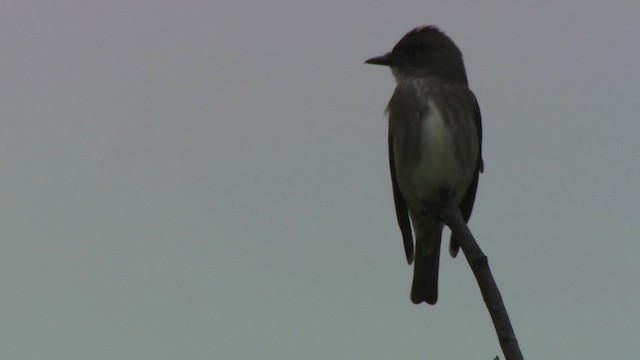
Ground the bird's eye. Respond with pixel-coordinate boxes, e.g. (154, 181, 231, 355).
(404, 46, 416, 58)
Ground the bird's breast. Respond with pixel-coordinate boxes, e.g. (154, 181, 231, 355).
(394, 99, 478, 207)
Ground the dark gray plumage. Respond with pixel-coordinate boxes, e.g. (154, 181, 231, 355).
(366, 26, 483, 304)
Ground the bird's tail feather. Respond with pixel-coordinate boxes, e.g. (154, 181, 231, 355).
(410, 227, 443, 305)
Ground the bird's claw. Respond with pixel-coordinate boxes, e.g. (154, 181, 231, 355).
(421, 188, 457, 222)
(420, 201, 442, 219)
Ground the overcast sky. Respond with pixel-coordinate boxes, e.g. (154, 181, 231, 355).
(1, 1, 639, 359)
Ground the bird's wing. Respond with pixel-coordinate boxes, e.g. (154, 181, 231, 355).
(450, 89, 483, 257)
(388, 131, 415, 264)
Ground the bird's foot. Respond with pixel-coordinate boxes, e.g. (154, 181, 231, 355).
(421, 188, 457, 223)
(420, 201, 442, 219)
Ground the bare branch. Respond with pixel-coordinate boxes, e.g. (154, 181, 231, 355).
(439, 199, 524, 360)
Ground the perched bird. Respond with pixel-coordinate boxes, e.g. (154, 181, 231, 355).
(365, 26, 483, 305)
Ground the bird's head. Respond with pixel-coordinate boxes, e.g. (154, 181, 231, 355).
(365, 26, 468, 85)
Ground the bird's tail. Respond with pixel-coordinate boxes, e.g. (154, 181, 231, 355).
(410, 226, 443, 305)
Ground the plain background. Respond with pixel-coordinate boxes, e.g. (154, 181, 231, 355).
(1, 1, 638, 359)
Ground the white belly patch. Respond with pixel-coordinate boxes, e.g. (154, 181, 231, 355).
(407, 100, 475, 203)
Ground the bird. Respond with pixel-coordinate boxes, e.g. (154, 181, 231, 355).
(365, 26, 483, 305)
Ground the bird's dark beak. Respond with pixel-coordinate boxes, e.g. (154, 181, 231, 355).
(365, 53, 395, 66)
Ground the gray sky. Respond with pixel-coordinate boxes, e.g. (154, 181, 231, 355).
(1, 1, 638, 359)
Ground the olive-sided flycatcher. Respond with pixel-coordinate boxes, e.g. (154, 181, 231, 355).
(365, 26, 483, 305)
